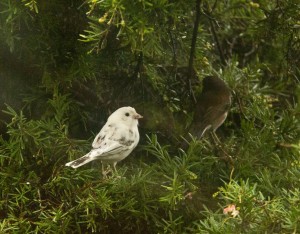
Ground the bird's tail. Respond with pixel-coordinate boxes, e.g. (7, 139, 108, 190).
(65, 152, 95, 168)
(196, 124, 212, 139)
(189, 122, 212, 140)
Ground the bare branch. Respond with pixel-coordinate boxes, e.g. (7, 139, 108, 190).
(187, 0, 202, 104)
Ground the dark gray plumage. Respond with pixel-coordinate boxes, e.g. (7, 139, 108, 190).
(191, 76, 231, 138)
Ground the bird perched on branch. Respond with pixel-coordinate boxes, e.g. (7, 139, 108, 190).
(65, 106, 142, 177)
(191, 76, 231, 138)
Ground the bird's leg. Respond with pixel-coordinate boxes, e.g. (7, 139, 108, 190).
(112, 162, 117, 172)
(112, 162, 122, 179)
(211, 132, 234, 166)
(211, 131, 222, 145)
(101, 163, 107, 179)
(101, 162, 112, 179)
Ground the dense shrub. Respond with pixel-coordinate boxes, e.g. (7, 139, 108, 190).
(0, 0, 299, 233)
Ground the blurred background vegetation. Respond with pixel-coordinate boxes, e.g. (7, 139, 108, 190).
(0, 0, 299, 233)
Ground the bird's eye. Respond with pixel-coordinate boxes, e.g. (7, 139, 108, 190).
(125, 112, 130, 117)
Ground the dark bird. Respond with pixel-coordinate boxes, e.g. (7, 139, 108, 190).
(191, 76, 231, 138)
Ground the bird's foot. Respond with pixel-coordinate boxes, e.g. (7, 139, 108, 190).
(102, 166, 113, 179)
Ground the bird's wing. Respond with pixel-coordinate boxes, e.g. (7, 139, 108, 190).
(90, 123, 137, 158)
(202, 103, 228, 123)
(192, 91, 231, 138)
(196, 103, 230, 137)
(92, 122, 114, 148)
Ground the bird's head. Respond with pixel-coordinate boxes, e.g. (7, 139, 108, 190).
(108, 106, 143, 126)
(203, 76, 227, 90)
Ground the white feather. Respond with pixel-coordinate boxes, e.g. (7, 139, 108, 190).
(65, 107, 142, 172)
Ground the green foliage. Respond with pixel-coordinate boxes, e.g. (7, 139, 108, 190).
(22, 0, 38, 13)
(81, 0, 193, 53)
(0, 110, 201, 232)
(0, 0, 300, 233)
(190, 180, 300, 234)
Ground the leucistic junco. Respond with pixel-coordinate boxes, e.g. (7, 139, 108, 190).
(65, 106, 142, 177)
(191, 76, 231, 138)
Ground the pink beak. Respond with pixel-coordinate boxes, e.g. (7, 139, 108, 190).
(134, 113, 143, 119)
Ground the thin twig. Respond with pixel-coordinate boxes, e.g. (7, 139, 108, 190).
(208, 18, 226, 66)
(203, 2, 226, 66)
(187, 0, 202, 104)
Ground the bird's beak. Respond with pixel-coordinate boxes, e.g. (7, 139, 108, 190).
(134, 113, 143, 119)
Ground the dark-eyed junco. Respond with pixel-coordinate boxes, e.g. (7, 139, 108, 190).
(190, 76, 231, 138)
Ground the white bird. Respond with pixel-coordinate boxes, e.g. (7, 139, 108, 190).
(65, 106, 142, 177)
